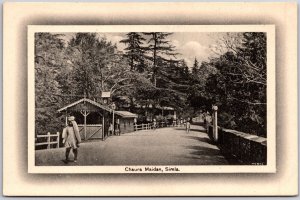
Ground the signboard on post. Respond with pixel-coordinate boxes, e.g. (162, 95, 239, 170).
(101, 91, 111, 104)
(101, 91, 111, 98)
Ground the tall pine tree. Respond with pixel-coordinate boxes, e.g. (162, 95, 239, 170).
(120, 32, 146, 72)
(192, 58, 199, 74)
(143, 32, 177, 87)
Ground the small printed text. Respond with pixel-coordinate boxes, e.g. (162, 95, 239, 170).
(124, 166, 180, 173)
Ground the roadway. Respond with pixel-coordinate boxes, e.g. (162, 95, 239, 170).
(35, 125, 235, 166)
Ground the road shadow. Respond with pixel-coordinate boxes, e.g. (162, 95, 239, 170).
(184, 145, 221, 156)
(173, 127, 207, 133)
(182, 135, 214, 145)
(179, 155, 230, 165)
(177, 145, 229, 165)
(173, 127, 186, 130)
(190, 128, 207, 133)
(183, 141, 241, 165)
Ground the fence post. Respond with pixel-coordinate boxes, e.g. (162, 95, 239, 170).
(212, 105, 218, 142)
(47, 132, 50, 149)
(57, 132, 60, 148)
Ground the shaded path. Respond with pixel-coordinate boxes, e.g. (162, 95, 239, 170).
(35, 125, 233, 166)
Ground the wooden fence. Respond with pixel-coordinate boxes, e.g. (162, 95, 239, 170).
(207, 124, 267, 165)
(134, 122, 170, 131)
(35, 132, 60, 150)
(134, 123, 153, 131)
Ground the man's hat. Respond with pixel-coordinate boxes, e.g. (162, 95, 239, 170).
(68, 116, 75, 121)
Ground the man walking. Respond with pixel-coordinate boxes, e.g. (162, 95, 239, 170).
(186, 118, 191, 134)
(153, 118, 157, 131)
(62, 116, 81, 163)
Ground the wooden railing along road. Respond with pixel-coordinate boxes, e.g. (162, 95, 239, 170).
(134, 123, 154, 131)
(134, 121, 182, 131)
(35, 132, 60, 150)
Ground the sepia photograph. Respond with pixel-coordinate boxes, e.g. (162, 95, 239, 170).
(28, 25, 275, 173)
(4, 2, 297, 196)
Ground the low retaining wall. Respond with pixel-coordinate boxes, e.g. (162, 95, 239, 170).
(207, 125, 267, 165)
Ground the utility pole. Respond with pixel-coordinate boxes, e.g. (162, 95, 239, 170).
(212, 105, 218, 142)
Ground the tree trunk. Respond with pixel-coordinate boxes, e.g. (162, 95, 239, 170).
(131, 56, 134, 71)
(153, 33, 157, 87)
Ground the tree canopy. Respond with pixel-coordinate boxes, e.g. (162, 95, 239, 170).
(35, 32, 267, 137)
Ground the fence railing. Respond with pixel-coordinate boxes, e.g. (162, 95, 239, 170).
(35, 132, 60, 150)
(134, 122, 172, 131)
(134, 123, 153, 131)
(207, 124, 267, 165)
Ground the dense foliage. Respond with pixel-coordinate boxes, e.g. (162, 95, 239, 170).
(35, 32, 267, 137)
(189, 33, 267, 136)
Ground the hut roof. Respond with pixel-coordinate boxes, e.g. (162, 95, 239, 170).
(57, 98, 112, 113)
(115, 111, 138, 118)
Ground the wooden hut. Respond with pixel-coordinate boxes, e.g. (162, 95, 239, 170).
(115, 111, 138, 134)
(58, 98, 113, 140)
(58, 98, 138, 140)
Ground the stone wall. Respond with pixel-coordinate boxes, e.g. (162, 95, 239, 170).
(208, 125, 267, 165)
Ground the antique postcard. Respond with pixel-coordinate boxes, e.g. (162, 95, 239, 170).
(28, 25, 275, 174)
(3, 2, 297, 196)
